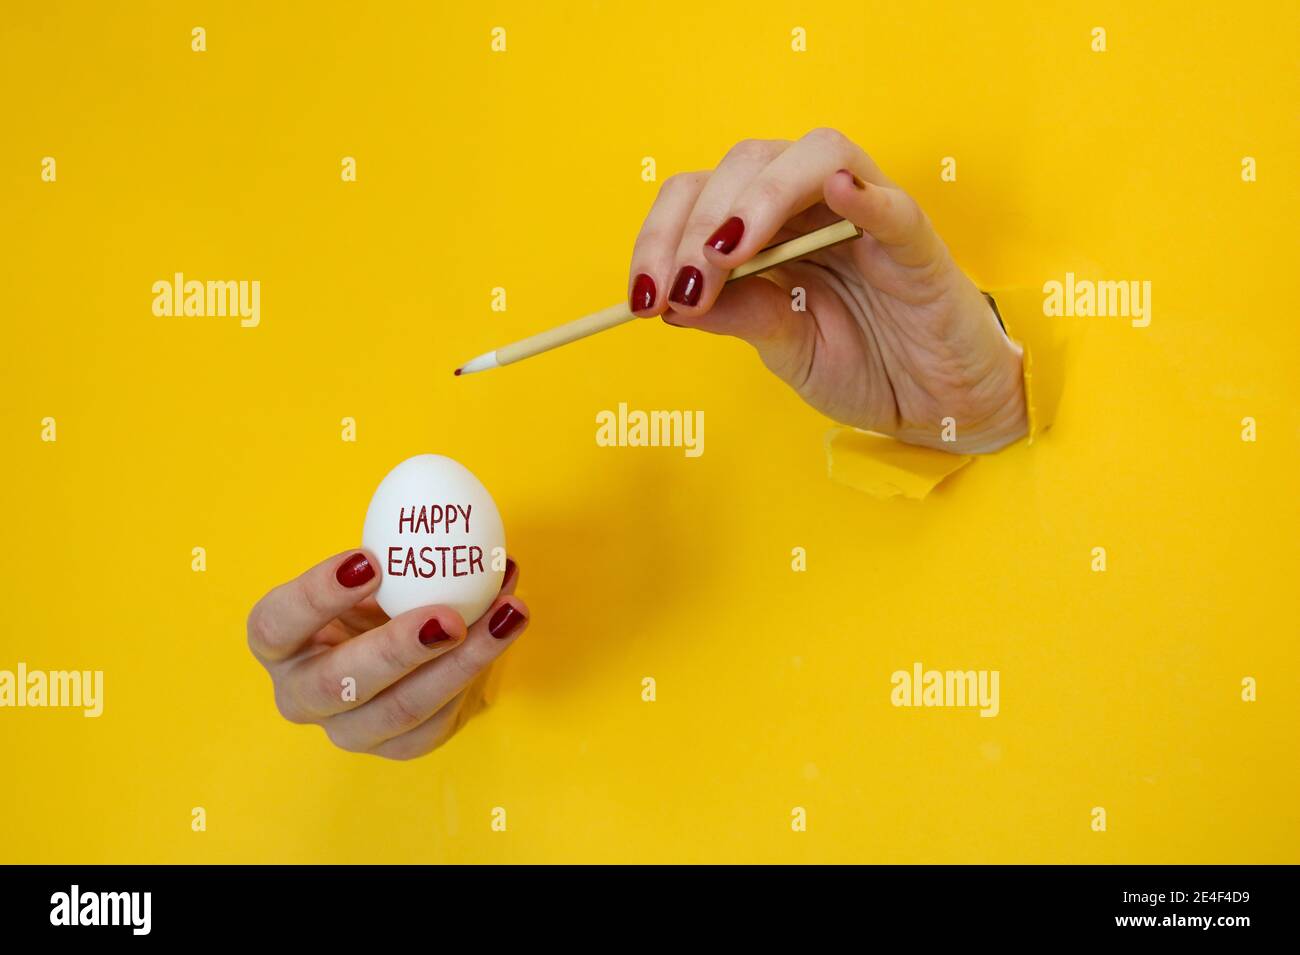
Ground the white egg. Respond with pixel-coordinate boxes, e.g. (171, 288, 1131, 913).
(362, 454, 506, 623)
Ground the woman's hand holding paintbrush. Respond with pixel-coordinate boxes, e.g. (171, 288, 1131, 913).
(458, 128, 1028, 455)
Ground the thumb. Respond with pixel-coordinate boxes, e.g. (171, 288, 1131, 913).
(824, 169, 938, 268)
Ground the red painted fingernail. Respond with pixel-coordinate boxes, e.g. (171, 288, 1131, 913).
(418, 617, 454, 646)
(336, 553, 374, 588)
(421, 615, 457, 647)
(503, 558, 517, 587)
(488, 604, 526, 639)
(705, 216, 745, 254)
(668, 266, 703, 307)
(630, 273, 656, 312)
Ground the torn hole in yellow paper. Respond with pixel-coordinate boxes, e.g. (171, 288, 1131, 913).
(825, 428, 972, 500)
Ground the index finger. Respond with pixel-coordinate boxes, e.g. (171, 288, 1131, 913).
(246, 549, 380, 664)
(699, 128, 913, 269)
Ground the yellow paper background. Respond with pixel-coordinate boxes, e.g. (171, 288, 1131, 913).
(1, 1, 1296, 863)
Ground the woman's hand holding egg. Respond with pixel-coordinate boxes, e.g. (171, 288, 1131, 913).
(247, 549, 528, 760)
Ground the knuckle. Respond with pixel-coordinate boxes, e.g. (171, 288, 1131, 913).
(300, 578, 332, 620)
(449, 644, 486, 686)
(632, 228, 667, 255)
(274, 682, 311, 725)
(376, 628, 413, 674)
(245, 604, 274, 656)
(896, 192, 923, 225)
(323, 722, 368, 754)
(382, 721, 455, 762)
(658, 173, 685, 196)
(804, 126, 848, 150)
(379, 688, 425, 735)
(659, 171, 701, 197)
(750, 175, 788, 209)
(723, 138, 770, 164)
(314, 666, 345, 710)
(684, 210, 721, 240)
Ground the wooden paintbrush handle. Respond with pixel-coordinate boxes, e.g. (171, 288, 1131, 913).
(494, 218, 862, 367)
(498, 302, 636, 365)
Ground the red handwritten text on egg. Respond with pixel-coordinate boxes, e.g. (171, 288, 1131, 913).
(386, 504, 485, 579)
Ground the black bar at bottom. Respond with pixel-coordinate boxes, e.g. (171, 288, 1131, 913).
(0, 864, 1284, 940)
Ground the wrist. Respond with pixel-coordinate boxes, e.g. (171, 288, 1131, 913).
(904, 294, 1029, 454)
(956, 344, 1028, 453)
(953, 296, 1028, 452)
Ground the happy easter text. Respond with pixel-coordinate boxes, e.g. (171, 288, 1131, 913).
(386, 505, 485, 579)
